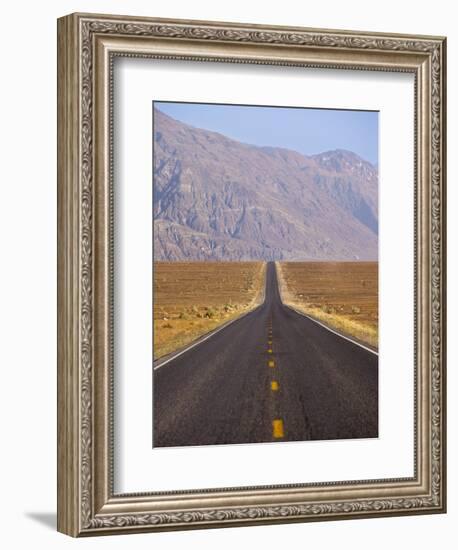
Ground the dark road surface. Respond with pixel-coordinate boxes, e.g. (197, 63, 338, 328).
(153, 262, 378, 447)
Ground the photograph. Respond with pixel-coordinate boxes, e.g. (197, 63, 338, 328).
(152, 101, 379, 447)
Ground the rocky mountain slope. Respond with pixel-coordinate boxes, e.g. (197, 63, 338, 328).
(153, 108, 378, 261)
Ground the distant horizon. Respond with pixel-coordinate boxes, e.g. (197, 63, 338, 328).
(154, 101, 379, 165)
(152, 259, 379, 263)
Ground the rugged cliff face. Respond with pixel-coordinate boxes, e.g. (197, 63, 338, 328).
(153, 108, 378, 261)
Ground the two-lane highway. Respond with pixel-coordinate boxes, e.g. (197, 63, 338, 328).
(153, 262, 378, 447)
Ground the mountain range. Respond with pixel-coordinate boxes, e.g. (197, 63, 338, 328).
(153, 108, 378, 261)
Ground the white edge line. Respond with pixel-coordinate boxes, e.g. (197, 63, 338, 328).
(153, 266, 267, 371)
(275, 261, 378, 357)
(285, 304, 379, 357)
(153, 306, 260, 370)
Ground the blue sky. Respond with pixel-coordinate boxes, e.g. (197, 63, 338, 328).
(155, 101, 379, 165)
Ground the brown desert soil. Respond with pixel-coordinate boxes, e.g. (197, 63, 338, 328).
(154, 261, 266, 360)
(276, 261, 378, 349)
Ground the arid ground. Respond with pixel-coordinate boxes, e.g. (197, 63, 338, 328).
(276, 261, 378, 349)
(153, 261, 265, 359)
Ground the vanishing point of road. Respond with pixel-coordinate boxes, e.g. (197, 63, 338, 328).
(153, 262, 378, 447)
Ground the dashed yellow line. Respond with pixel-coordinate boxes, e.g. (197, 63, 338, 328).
(272, 419, 284, 438)
(266, 321, 284, 438)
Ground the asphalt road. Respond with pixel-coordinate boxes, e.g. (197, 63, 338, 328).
(153, 262, 378, 447)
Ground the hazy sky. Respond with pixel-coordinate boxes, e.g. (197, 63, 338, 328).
(155, 101, 379, 165)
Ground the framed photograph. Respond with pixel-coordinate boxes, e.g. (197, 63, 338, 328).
(57, 13, 446, 536)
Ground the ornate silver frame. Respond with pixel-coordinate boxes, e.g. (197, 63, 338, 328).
(57, 13, 446, 536)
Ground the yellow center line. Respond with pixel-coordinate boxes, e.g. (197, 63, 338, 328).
(273, 419, 284, 438)
(271, 381, 279, 391)
(268, 348, 273, 354)
(268, 340, 272, 345)
(268, 360, 275, 368)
